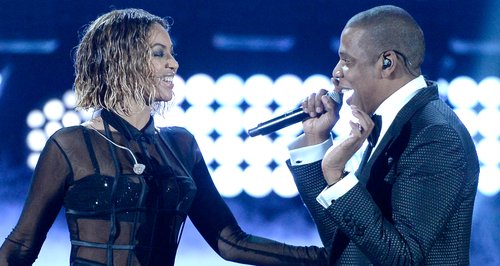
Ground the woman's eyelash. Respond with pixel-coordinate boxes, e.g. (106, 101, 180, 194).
(153, 50, 177, 58)
(153, 50, 164, 57)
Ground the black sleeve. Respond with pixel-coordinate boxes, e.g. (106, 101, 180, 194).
(0, 136, 70, 265)
(188, 155, 238, 250)
(182, 131, 327, 265)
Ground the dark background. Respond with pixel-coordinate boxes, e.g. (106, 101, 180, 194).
(1, 0, 499, 265)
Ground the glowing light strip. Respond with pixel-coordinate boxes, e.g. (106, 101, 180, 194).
(23, 74, 500, 197)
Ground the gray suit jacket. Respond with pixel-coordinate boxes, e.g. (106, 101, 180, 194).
(288, 83, 479, 265)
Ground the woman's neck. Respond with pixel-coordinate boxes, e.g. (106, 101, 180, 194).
(115, 108, 151, 130)
(84, 107, 152, 132)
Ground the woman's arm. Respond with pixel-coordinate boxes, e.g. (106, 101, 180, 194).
(0, 137, 70, 265)
(186, 141, 327, 265)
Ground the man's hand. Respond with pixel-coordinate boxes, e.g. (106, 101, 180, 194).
(321, 105, 374, 185)
(299, 89, 343, 146)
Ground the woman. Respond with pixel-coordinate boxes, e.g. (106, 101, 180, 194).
(0, 8, 326, 266)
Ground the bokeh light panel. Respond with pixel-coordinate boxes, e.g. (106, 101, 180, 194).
(24, 74, 500, 198)
(453, 108, 479, 137)
(214, 74, 245, 106)
(243, 74, 275, 107)
(447, 76, 479, 109)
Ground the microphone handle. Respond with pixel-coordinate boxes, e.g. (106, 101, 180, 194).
(246, 91, 342, 137)
(247, 107, 308, 137)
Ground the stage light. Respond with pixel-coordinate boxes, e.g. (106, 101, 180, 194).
(44, 121, 62, 137)
(214, 74, 244, 106)
(172, 75, 187, 104)
(477, 108, 500, 139)
(23, 74, 500, 198)
(193, 134, 216, 167)
(211, 165, 244, 198)
(78, 108, 94, 121)
(183, 106, 215, 135)
(449, 39, 500, 56)
(212, 34, 295, 52)
(213, 135, 244, 167)
(43, 99, 65, 121)
(453, 108, 479, 138)
(26, 129, 47, 152)
(242, 137, 274, 166)
(242, 165, 273, 197)
(154, 106, 184, 127)
(26, 110, 46, 129)
(477, 76, 500, 108)
(476, 138, 500, 166)
(271, 166, 298, 198)
(272, 74, 304, 108)
(62, 90, 76, 109)
(303, 74, 331, 94)
(436, 78, 449, 99)
(243, 74, 274, 107)
(477, 165, 500, 197)
(213, 106, 244, 135)
(184, 74, 215, 106)
(271, 135, 297, 163)
(447, 76, 479, 109)
(61, 111, 81, 127)
(0, 39, 59, 54)
(27, 152, 40, 170)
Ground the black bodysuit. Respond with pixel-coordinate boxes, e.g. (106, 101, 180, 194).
(0, 110, 326, 265)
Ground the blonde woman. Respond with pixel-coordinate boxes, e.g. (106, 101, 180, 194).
(0, 8, 326, 266)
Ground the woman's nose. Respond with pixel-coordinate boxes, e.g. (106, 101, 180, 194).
(167, 58, 179, 71)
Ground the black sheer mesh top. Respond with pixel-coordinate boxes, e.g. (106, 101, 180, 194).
(1, 110, 327, 266)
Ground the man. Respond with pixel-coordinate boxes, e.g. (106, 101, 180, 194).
(287, 5, 479, 265)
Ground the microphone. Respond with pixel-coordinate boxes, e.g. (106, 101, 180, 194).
(247, 91, 342, 137)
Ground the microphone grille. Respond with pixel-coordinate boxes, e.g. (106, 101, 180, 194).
(326, 91, 342, 105)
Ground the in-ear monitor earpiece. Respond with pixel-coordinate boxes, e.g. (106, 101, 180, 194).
(383, 57, 392, 69)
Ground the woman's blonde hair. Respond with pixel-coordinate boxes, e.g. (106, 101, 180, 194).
(73, 8, 170, 115)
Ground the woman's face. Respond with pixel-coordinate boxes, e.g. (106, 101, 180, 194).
(149, 23, 179, 102)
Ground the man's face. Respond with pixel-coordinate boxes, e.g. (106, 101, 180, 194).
(332, 27, 380, 115)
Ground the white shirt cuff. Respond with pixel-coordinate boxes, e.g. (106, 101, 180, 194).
(288, 136, 333, 166)
(316, 173, 359, 208)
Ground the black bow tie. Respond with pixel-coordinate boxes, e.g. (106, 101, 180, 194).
(368, 114, 382, 147)
(356, 114, 382, 175)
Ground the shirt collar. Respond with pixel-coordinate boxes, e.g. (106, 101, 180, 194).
(101, 109, 156, 143)
(373, 75, 427, 146)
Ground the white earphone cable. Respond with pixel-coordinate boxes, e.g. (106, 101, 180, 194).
(88, 126, 146, 175)
(89, 127, 140, 165)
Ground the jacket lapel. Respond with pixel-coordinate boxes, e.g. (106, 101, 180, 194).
(328, 83, 440, 264)
(357, 83, 440, 185)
